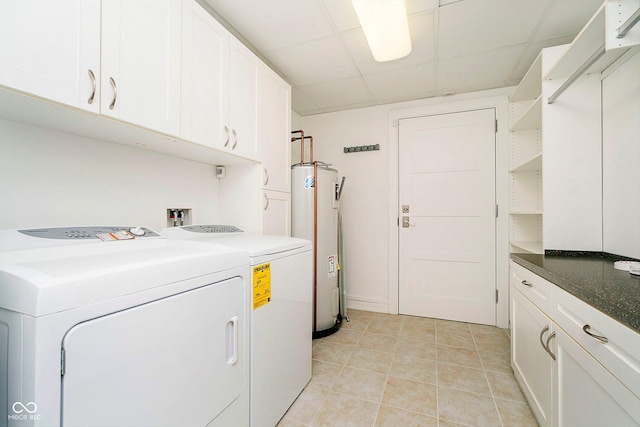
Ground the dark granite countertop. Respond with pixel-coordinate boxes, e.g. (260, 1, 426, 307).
(510, 253, 640, 334)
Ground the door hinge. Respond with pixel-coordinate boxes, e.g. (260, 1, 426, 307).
(495, 119, 498, 133)
(496, 290, 499, 303)
(495, 204, 498, 218)
(61, 347, 66, 376)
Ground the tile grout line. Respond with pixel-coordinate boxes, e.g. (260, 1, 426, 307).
(471, 327, 506, 427)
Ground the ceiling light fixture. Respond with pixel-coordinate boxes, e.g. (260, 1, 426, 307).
(351, 0, 412, 62)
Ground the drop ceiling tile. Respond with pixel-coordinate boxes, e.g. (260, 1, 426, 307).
(323, 0, 438, 33)
(437, 44, 525, 94)
(292, 88, 320, 115)
(508, 35, 575, 80)
(296, 77, 374, 111)
(342, 12, 435, 75)
(265, 37, 359, 86)
(204, 0, 335, 52)
(438, 0, 548, 59)
(534, 0, 603, 41)
(363, 63, 435, 102)
(322, 0, 360, 32)
(406, 0, 439, 14)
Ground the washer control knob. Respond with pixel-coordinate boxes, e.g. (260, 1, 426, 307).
(129, 227, 145, 236)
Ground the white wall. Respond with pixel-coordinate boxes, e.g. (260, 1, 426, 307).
(300, 88, 511, 327)
(602, 51, 640, 259)
(302, 106, 391, 312)
(0, 119, 221, 231)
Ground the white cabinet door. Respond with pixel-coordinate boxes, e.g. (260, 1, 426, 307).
(181, 0, 229, 149)
(229, 39, 260, 160)
(101, 0, 181, 135)
(261, 190, 291, 236)
(553, 326, 640, 427)
(511, 286, 554, 426)
(259, 66, 291, 193)
(0, 0, 100, 112)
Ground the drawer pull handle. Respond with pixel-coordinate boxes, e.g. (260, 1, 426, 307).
(583, 325, 608, 344)
(521, 280, 533, 287)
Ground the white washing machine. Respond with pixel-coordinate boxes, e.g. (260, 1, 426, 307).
(161, 225, 313, 427)
(0, 226, 251, 427)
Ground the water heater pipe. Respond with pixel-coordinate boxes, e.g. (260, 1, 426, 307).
(291, 132, 314, 164)
(291, 129, 305, 164)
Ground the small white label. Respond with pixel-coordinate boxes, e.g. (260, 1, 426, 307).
(96, 231, 134, 241)
(328, 255, 337, 278)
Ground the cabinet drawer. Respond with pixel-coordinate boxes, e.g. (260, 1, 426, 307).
(510, 261, 553, 315)
(553, 286, 640, 398)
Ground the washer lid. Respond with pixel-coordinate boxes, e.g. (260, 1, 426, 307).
(0, 228, 249, 317)
(162, 226, 312, 258)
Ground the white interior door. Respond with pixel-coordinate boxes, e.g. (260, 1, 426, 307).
(398, 109, 496, 325)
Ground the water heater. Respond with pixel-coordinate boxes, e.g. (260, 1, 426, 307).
(291, 131, 346, 338)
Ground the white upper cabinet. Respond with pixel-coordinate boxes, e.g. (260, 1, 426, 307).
(0, 0, 181, 136)
(101, 0, 182, 136)
(228, 39, 260, 160)
(259, 66, 292, 193)
(0, 0, 100, 112)
(181, 1, 229, 150)
(0, 0, 285, 168)
(181, 1, 259, 160)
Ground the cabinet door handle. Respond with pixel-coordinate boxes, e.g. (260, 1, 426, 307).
(521, 280, 533, 287)
(108, 77, 117, 110)
(87, 69, 96, 105)
(263, 193, 269, 210)
(263, 168, 269, 186)
(545, 331, 557, 361)
(232, 129, 238, 149)
(539, 325, 550, 353)
(223, 126, 230, 147)
(583, 324, 608, 344)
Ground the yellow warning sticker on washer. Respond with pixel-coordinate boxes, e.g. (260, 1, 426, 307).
(253, 263, 271, 310)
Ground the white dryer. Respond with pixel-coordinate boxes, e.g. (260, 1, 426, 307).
(161, 225, 313, 427)
(0, 226, 251, 427)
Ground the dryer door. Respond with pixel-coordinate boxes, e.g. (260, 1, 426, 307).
(61, 277, 246, 427)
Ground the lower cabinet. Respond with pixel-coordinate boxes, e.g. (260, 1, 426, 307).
(511, 287, 554, 425)
(554, 326, 639, 426)
(510, 261, 640, 427)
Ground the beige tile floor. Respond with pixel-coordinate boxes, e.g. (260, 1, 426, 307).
(278, 310, 538, 427)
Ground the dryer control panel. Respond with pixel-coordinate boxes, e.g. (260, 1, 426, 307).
(181, 225, 244, 234)
(18, 226, 160, 240)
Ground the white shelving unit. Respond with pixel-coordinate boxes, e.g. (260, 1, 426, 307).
(508, 45, 570, 255)
(509, 0, 639, 254)
(545, 0, 640, 83)
(508, 52, 545, 254)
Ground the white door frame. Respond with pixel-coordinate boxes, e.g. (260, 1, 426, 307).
(388, 94, 510, 328)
